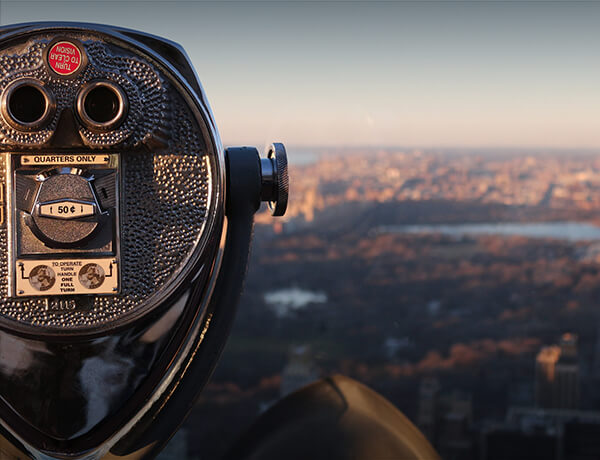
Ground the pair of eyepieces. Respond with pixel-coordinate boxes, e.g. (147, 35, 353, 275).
(1, 79, 127, 132)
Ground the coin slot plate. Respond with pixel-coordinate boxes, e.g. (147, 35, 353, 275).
(7, 153, 121, 297)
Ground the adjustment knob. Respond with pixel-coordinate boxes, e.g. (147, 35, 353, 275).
(260, 143, 289, 216)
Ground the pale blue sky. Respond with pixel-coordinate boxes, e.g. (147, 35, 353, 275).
(0, 1, 598, 149)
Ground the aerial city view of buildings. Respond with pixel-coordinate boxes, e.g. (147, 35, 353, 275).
(257, 148, 600, 228)
(168, 148, 600, 460)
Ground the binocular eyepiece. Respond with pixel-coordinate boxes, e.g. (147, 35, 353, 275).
(2, 79, 54, 130)
(3, 77, 128, 132)
(0, 22, 287, 459)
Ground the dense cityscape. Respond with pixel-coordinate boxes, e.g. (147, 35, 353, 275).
(163, 148, 600, 460)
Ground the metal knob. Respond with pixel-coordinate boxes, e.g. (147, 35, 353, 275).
(260, 143, 289, 216)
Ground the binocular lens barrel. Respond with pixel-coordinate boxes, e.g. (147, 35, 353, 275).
(2, 79, 54, 129)
(10, 85, 46, 122)
(84, 86, 119, 123)
(77, 80, 127, 130)
(1, 79, 127, 132)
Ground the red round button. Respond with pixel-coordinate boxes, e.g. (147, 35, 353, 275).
(47, 41, 83, 76)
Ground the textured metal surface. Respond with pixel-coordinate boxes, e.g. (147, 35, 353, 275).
(0, 31, 214, 330)
(0, 34, 168, 148)
(261, 143, 289, 216)
(271, 143, 289, 216)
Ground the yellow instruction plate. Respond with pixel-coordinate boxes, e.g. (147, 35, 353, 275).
(15, 258, 118, 296)
(20, 154, 110, 166)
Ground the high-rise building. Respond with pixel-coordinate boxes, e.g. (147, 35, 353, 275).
(416, 377, 440, 442)
(437, 391, 474, 460)
(555, 333, 580, 410)
(417, 379, 474, 459)
(481, 427, 558, 460)
(280, 345, 319, 398)
(535, 334, 579, 410)
(592, 322, 600, 380)
(535, 345, 561, 408)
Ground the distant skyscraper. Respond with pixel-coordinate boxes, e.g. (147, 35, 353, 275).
(535, 334, 579, 410)
(555, 333, 580, 410)
(481, 427, 558, 460)
(437, 391, 474, 460)
(417, 377, 440, 442)
(280, 345, 319, 398)
(592, 323, 600, 380)
(535, 345, 560, 408)
(417, 379, 473, 458)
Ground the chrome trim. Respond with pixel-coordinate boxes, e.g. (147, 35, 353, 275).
(6, 153, 15, 298)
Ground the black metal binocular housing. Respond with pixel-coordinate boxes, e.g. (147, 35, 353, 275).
(0, 22, 288, 459)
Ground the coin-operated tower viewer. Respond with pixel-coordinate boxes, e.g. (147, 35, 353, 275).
(0, 22, 438, 460)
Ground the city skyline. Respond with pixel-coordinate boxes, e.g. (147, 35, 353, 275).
(0, 1, 598, 149)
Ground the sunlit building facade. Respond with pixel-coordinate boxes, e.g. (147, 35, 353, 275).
(535, 334, 579, 410)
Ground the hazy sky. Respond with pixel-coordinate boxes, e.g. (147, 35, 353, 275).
(0, 1, 598, 149)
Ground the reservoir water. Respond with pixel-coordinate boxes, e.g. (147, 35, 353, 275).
(264, 287, 327, 318)
(376, 221, 600, 242)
